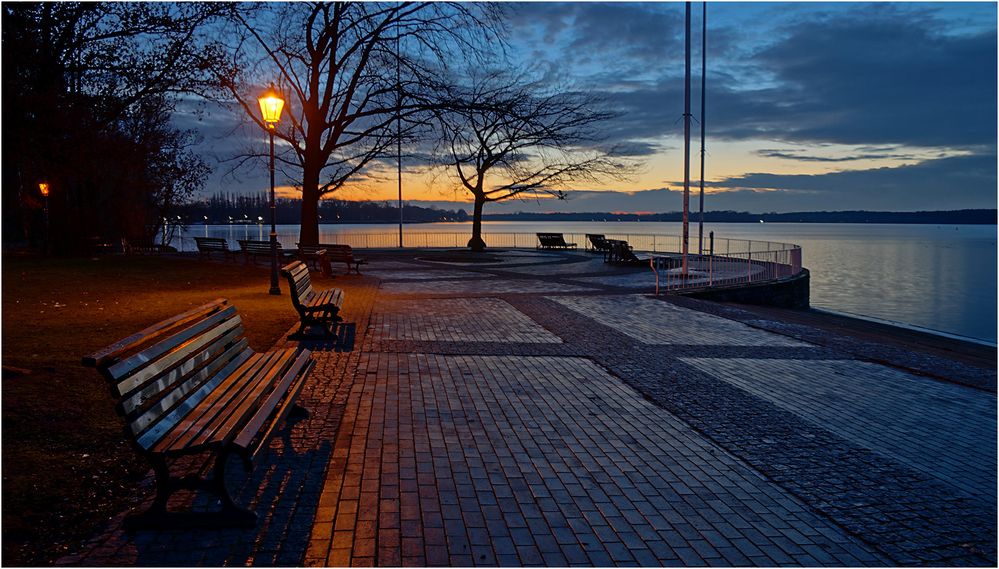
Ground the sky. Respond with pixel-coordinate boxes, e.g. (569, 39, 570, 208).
(188, 2, 997, 214)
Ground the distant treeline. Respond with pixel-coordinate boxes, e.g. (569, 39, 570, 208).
(179, 196, 996, 225)
(179, 193, 470, 224)
(482, 209, 998, 224)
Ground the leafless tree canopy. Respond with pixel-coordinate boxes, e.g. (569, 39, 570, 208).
(433, 71, 637, 250)
(219, 2, 504, 244)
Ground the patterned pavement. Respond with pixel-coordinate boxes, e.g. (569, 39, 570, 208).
(63, 250, 997, 566)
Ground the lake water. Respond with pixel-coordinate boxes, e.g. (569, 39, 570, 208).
(174, 221, 998, 343)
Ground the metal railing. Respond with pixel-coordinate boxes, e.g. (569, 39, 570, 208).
(315, 230, 804, 293)
(651, 244, 803, 294)
(312, 231, 796, 257)
(166, 228, 803, 293)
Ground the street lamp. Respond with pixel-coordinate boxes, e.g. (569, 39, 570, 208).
(258, 84, 285, 295)
(38, 182, 50, 255)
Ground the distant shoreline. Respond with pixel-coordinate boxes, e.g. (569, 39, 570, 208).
(480, 209, 997, 225)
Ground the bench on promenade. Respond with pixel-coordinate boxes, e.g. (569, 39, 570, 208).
(586, 233, 613, 253)
(605, 239, 650, 266)
(194, 237, 233, 260)
(281, 260, 345, 339)
(296, 245, 331, 276)
(537, 233, 577, 250)
(300, 243, 367, 274)
(124, 237, 176, 255)
(82, 298, 314, 529)
(237, 239, 293, 265)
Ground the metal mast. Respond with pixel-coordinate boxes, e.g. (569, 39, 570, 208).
(397, 33, 404, 248)
(682, 2, 691, 275)
(698, 2, 707, 254)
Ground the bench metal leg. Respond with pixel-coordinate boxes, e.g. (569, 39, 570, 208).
(123, 453, 256, 530)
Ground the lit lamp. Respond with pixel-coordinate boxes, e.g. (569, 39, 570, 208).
(258, 85, 284, 295)
(38, 182, 50, 255)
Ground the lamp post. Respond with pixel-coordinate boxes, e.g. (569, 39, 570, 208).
(38, 182, 49, 255)
(259, 85, 285, 295)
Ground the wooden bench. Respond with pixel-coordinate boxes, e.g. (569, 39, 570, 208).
(605, 239, 650, 265)
(536, 232, 577, 249)
(237, 239, 293, 265)
(82, 299, 314, 529)
(586, 233, 613, 253)
(124, 237, 176, 255)
(281, 261, 345, 338)
(296, 245, 332, 276)
(194, 237, 232, 260)
(300, 243, 367, 274)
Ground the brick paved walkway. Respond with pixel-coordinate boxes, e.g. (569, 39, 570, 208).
(63, 250, 997, 566)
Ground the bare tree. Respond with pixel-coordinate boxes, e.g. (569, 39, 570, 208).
(220, 2, 503, 245)
(433, 72, 636, 251)
(2, 3, 225, 252)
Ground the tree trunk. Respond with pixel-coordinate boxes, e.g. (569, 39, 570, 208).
(467, 195, 486, 251)
(299, 161, 320, 246)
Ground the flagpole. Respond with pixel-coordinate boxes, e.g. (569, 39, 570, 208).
(682, 2, 691, 275)
(698, 2, 707, 255)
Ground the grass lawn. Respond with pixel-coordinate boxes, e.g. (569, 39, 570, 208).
(2, 253, 314, 565)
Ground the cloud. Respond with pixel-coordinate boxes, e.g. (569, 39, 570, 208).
(755, 148, 920, 163)
(520, 4, 997, 154)
(405, 154, 996, 214)
(709, 154, 997, 211)
(725, 9, 997, 148)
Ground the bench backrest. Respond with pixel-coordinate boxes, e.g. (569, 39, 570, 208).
(610, 240, 640, 262)
(537, 233, 569, 247)
(315, 243, 357, 261)
(281, 261, 317, 312)
(297, 244, 326, 257)
(238, 239, 272, 253)
(587, 234, 610, 249)
(82, 299, 252, 451)
(195, 237, 229, 251)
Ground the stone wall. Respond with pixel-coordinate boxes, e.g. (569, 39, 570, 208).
(679, 269, 810, 309)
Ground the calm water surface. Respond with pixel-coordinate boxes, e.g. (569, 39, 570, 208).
(175, 221, 997, 343)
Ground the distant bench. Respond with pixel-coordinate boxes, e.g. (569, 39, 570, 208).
(194, 237, 233, 260)
(605, 240, 651, 266)
(537, 233, 577, 250)
(82, 298, 314, 528)
(586, 233, 614, 253)
(281, 260, 345, 338)
(298, 243, 367, 274)
(123, 237, 176, 255)
(237, 239, 294, 264)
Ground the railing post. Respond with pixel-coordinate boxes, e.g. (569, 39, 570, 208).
(708, 231, 714, 286)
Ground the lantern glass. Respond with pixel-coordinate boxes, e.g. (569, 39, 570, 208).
(258, 90, 284, 126)
(38, 182, 49, 197)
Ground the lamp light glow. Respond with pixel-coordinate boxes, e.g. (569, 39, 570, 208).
(38, 182, 49, 197)
(258, 85, 284, 127)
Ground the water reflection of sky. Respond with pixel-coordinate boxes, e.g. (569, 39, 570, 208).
(175, 221, 997, 342)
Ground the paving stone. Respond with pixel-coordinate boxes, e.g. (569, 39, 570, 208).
(61, 253, 996, 567)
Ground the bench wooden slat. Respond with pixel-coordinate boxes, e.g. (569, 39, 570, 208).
(124, 340, 250, 435)
(152, 350, 274, 454)
(83, 299, 229, 368)
(137, 349, 259, 452)
(238, 352, 313, 460)
(110, 308, 242, 397)
(232, 350, 310, 449)
(193, 349, 298, 449)
(119, 330, 247, 417)
(136, 346, 253, 452)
